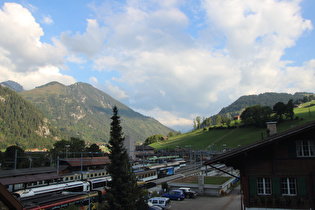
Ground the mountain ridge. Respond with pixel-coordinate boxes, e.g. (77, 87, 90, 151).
(20, 81, 175, 144)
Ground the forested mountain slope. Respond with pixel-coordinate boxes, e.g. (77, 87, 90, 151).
(217, 92, 307, 119)
(0, 85, 66, 150)
(20, 82, 175, 144)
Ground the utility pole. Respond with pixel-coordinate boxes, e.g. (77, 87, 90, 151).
(14, 149, 17, 170)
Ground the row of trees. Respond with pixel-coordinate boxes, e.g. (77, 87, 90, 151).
(192, 99, 296, 130)
(240, 99, 294, 127)
(0, 138, 103, 169)
(193, 115, 235, 130)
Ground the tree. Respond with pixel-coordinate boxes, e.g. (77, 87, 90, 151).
(215, 115, 222, 126)
(86, 143, 102, 154)
(144, 134, 164, 145)
(240, 105, 272, 127)
(167, 131, 175, 137)
(208, 117, 212, 127)
(106, 106, 147, 210)
(196, 116, 201, 129)
(285, 99, 294, 120)
(4, 145, 28, 168)
(273, 102, 286, 122)
(193, 119, 196, 130)
(69, 137, 85, 153)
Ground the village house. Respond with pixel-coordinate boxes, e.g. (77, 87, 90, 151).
(204, 120, 315, 209)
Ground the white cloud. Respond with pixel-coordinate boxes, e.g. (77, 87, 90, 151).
(60, 19, 107, 59)
(0, 65, 76, 90)
(1, 1, 314, 132)
(89, 0, 313, 130)
(41, 15, 53, 25)
(89, 77, 128, 100)
(0, 3, 66, 73)
(135, 107, 192, 128)
(0, 2, 75, 90)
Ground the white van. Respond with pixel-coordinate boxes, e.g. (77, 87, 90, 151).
(148, 197, 171, 209)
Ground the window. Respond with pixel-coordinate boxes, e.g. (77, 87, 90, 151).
(281, 178, 296, 195)
(257, 178, 272, 195)
(296, 140, 315, 157)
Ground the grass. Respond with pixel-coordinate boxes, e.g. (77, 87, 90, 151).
(150, 101, 315, 151)
(173, 176, 231, 185)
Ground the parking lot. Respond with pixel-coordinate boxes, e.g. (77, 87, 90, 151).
(162, 186, 242, 210)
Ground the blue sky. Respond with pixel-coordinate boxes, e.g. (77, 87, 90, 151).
(1, 0, 315, 132)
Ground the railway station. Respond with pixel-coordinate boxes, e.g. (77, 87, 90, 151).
(0, 146, 238, 209)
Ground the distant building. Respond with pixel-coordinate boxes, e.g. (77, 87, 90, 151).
(205, 120, 315, 209)
(60, 156, 110, 173)
(124, 135, 136, 161)
(233, 115, 240, 120)
(135, 145, 155, 160)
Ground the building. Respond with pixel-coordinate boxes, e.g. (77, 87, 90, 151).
(124, 135, 136, 161)
(59, 156, 110, 173)
(204, 120, 315, 209)
(135, 145, 155, 160)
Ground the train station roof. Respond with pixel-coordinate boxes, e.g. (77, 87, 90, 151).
(0, 173, 63, 186)
(0, 166, 67, 185)
(61, 156, 110, 167)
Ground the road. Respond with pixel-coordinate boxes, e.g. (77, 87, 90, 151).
(169, 186, 242, 210)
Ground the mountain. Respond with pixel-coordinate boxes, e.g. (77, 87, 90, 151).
(0, 85, 67, 150)
(217, 92, 308, 119)
(20, 82, 175, 145)
(1, 80, 24, 92)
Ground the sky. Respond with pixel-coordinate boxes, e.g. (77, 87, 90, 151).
(1, 0, 315, 132)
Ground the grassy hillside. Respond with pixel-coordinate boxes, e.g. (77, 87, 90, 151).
(150, 101, 315, 150)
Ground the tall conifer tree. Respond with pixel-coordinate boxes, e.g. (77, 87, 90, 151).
(106, 106, 147, 210)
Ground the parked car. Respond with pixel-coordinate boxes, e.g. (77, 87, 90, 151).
(148, 197, 171, 209)
(148, 201, 163, 210)
(178, 187, 198, 198)
(162, 190, 185, 201)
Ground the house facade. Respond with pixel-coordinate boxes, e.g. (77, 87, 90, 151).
(205, 120, 315, 209)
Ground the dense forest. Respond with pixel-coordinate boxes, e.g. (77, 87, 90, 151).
(0, 86, 66, 150)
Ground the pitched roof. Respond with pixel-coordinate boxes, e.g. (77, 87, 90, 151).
(62, 157, 110, 167)
(0, 166, 67, 178)
(0, 173, 63, 186)
(135, 145, 154, 151)
(204, 120, 315, 166)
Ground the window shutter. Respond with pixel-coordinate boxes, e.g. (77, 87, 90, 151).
(297, 177, 306, 195)
(272, 177, 281, 195)
(249, 177, 257, 196)
(289, 140, 297, 158)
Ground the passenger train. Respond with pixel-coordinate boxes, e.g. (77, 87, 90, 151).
(10, 160, 186, 198)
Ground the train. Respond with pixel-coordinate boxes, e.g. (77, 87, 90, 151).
(22, 190, 106, 210)
(10, 160, 186, 199)
(13, 176, 111, 199)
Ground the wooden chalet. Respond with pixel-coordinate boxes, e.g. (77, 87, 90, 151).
(204, 120, 315, 209)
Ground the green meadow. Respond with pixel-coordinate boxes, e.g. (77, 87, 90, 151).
(150, 101, 315, 151)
